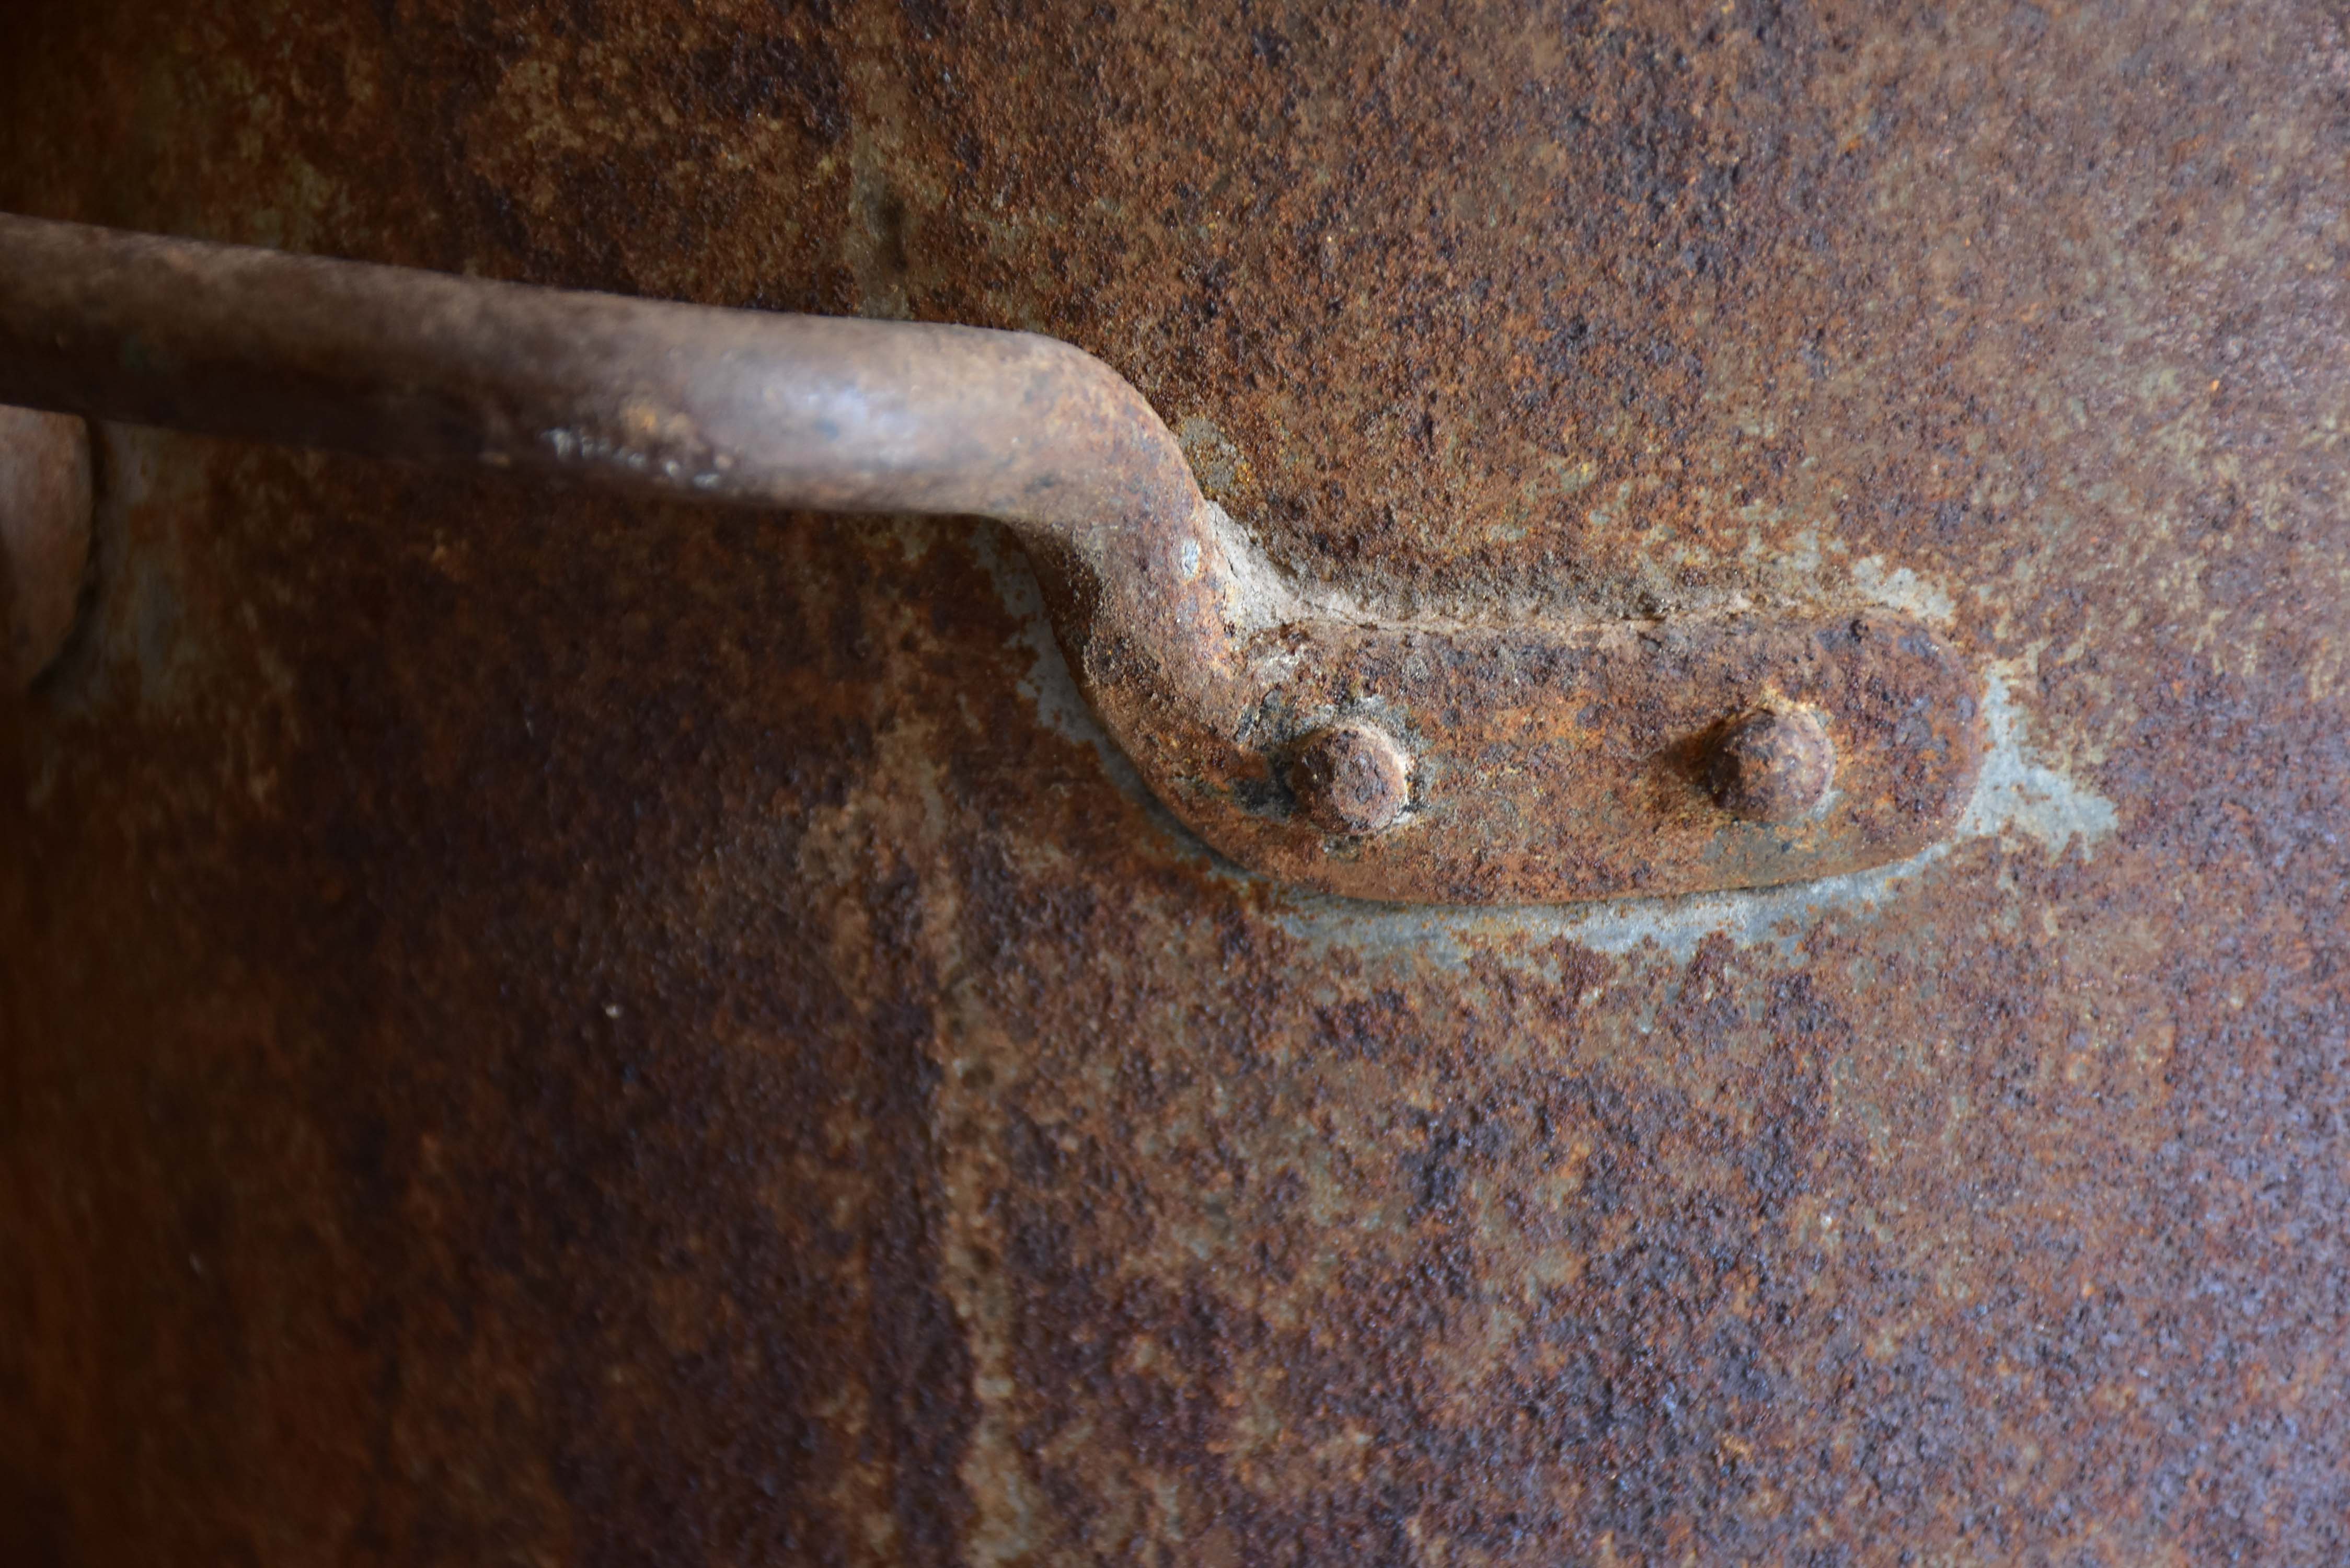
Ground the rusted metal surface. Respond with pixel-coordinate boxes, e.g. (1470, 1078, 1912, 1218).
(3, 0, 2347, 1564)
(0, 215, 1980, 902)
(0, 406, 90, 687)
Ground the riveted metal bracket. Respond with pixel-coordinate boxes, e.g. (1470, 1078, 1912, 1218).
(0, 213, 1980, 903)
(1183, 596, 1976, 904)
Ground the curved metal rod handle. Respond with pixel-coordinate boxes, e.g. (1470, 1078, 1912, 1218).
(0, 213, 1983, 904)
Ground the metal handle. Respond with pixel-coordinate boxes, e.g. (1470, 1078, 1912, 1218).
(0, 213, 1983, 904)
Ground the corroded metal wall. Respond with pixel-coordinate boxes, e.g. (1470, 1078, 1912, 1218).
(3, 1, 2346, 1562)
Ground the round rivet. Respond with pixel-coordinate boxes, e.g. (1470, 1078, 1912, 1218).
(1708, 706, 1835, 823)
(1291, 721, 1412, 836)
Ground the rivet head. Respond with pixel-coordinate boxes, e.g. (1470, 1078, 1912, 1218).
(1291, 721, 1412, 836)
(1708, 706, 1835, 823)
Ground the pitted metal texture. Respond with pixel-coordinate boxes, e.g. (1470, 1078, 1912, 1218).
(2, 1, 2346, 1564)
